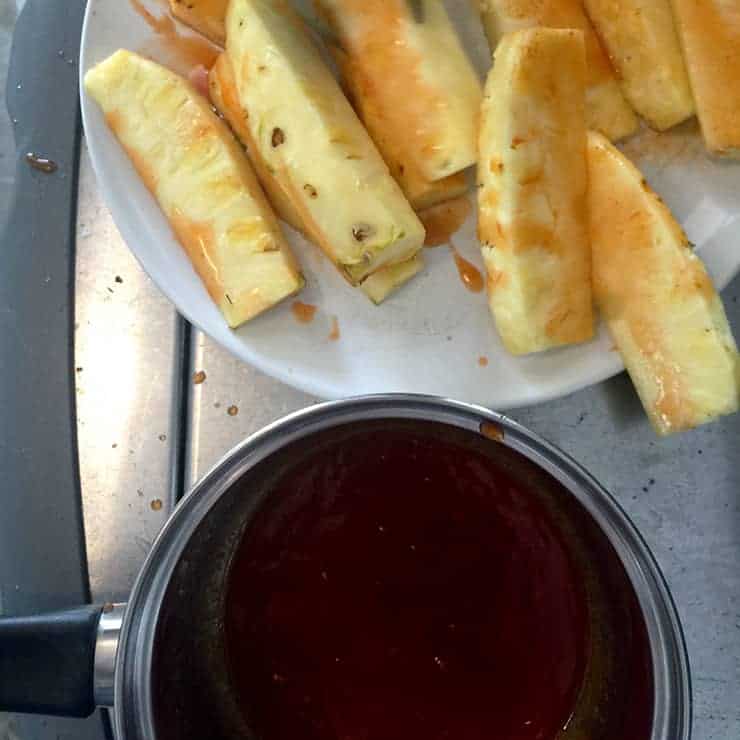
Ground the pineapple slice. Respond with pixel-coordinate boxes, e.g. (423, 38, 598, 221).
(587, 131, 740, 435)
(331, 45, 469, 212)
(478, 0, 637, 142)
(477, 28, 594, 355)
(224, 0, 425, 285)
(583, 0, 694, 131)
(169, 0, 228, 45)
(167, 0, 478, 192)
(84, 50, 304, 328)
(316, 0, 482, 183)
(360, 254, 425, 304)
(669, 0, 740, 158)
(210, 52, 423, 302)
(209, 53, 303, 233)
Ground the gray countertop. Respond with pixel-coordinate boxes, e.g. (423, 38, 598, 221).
(1, 1, 739, 738)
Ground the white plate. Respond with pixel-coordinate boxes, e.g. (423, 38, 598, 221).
(80, 0, 740, 407)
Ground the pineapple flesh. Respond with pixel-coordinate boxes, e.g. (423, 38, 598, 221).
(582, 0, 694, 131)
(478, 0, 637, 142)
(209, 53, 304, 233)
(316, 0, 482, 183)
(477, 28, 594, 355)
(587, 131, 740, 435)
(669, 0, 740, 158)
(224, 0, 425, 285)
(360, 254, 425, 304)
(210, 51, 424, 302)
(169, 0, 228, 45)
(331, 44, 469, 212)
(84, 50, 304, 328)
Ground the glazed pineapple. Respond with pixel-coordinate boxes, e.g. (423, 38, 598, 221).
(210, 51, 424, 302)
(209, 53, 304, 233)
(587, 131, 740, 435)
(169, 0, 228, 45)
(670, 0, 740, 157)
(223, 0, 424, 285)
(583, 0, 694, 131)
(478, 0, 637, 142)
(316, 0, 482, 183)
(331, 45, 469, 212)
(84, 50, 304, 328)
(477, 28, 593, 355)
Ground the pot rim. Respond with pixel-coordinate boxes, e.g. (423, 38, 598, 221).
(114, 394, 692, 740)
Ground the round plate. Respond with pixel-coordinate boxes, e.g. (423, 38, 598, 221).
(80, 0, 740, 407)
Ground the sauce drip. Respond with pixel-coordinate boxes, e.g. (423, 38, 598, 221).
(226, 429, 589, 740)
(130, 0, 172, 33)
(291, 301, 317, 324)
(188, 65, 211, 97)
(420, 196, 472, 247)
(328, 316, 340, 341)
(478, 355, 489, 368)
(130, 0, 220, 74)
(451, 247, 484, 293)
(25, 152, 57, 174)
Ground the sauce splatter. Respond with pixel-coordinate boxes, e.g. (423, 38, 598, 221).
(193, 370, 207, 384)
(130, 0, 172, 32)
(130, 0, 220, 75)
(26, 152, 57, 174)
(292, 301, 317, 324)
(479, 420, 504, 442)
(328, 316, 340, 341)
(420, 196, 472, 247)
(451, 247, 484, 293)
(478, 356, 489, 367)
(150, 498, 163, 511)
(227, 405, 239, 417)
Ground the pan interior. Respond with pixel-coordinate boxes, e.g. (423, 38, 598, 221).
(151, 419, 653, 740)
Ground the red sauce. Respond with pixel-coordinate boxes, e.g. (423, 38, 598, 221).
(420, 196, 472, 247)
(131, 0, 220, 74)
(130, 0, 172, 33)
(188, 64, 212, 98)
(225, 429, 589, 740)
(328, 316, 340, 341)
(291, 301, 317, 324)
(480, 421, 504, 443)
(451, 247, 484, 293)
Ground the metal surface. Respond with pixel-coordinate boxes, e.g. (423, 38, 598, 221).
(114, 397, 690, 740)
(185, 329, 315, 488)
(75, 144, 185, 604)
(94, 604, 125, 709)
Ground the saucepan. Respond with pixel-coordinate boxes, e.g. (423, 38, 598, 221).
(0, 396, 691, 740)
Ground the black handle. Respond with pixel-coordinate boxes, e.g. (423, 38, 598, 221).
(0, 605, 103, 717)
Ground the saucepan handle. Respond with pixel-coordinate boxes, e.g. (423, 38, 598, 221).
(0, 603, 125, 717)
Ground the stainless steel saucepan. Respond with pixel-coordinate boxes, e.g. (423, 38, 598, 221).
(0, 396, 692, 740)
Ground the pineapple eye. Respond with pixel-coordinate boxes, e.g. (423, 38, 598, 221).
(271, 128, 285, 147)
(352, 223, 375, 243)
